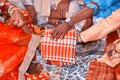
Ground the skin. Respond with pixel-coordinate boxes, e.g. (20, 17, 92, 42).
(48, 0, 70, 26)
(25, 5, 37, 25)
(56, 0, 69, 19)
(10, 9, 28, 27)
(51, 7, 94, 40)
(4, 1, 28, 27)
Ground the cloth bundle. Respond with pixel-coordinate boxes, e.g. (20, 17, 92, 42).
(86, 60, 115, 80)
(86, 60, 120, 80)
(41, 29, 77, 65)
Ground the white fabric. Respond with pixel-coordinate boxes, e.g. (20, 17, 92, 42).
(8, 0, 33, 9)
(34, 0, 80, 26)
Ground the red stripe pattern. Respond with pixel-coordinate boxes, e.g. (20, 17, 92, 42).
(41, 29, 77, 64)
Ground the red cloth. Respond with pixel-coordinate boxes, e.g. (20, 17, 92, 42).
(86, 60, 120, 80)
(0, 10, 33, 79)
(41, 29, 77, 65)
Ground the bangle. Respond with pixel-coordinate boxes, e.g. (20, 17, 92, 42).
(10, 7, 18, 16)
(8, 5, 14, 16)
(64, 18, 74, 27)
(8, 6, 19, 16)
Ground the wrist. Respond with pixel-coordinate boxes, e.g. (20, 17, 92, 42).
(64, 18, 74, 28)
(8, 6, 20, 16)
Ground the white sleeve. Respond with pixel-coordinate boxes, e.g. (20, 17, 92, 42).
(23, 0, 33, 5)
(80, 9, 120, 43)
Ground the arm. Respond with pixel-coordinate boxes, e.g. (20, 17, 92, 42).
(56, 0, 70, 19)
(78, 9, 120, 43)
(6, 2, 28, 27)
(25, 5, 37, 25)
(23, 0, 37, 25)
(51, 6, 94, 40)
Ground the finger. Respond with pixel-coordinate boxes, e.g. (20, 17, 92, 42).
(60, 4, 63, 18)
(18, 20, 23, 27)
(50, 28, 58, 39)
(55, 31, 62, 40)
(52, 30, 59, 39)
(50, 28, 56, 36)
(63, 5, 67, 18)
(60, 31, 66, 39)
(57, 4, 61, 17)
(13, 19, 19, 26)
(10, 16, 15, 23)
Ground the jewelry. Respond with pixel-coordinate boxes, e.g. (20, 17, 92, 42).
(65, 18, 74, 27)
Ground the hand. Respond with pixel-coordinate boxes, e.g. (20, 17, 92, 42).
(51, 22, 72, 40)
(48, 18, 60, 26)
(25, 5, 37, 25)
(56, 0, 69, 19)
(10, 9, 27, 27)
(116, 42, 120, 53)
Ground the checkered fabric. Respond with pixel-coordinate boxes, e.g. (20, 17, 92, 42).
(41, 29, 77, 64)
(86, 60, 114, 80)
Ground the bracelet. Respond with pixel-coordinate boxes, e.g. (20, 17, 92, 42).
(8, 6, 19, 16)
(10, 7, 18, 16)
(7, 5, 14, 16)
(64, 18, 74, 27)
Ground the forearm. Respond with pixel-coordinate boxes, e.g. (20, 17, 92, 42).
(71, 7, 94, 25)
(25, 5, 37, 25)
(5, 2, 20, 16)
(79, 9, 120, 43)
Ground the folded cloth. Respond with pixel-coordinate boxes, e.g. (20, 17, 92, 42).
(86, 60, 114, 80)
(41, 29, 77, 65)
(115, 65, 120, 80)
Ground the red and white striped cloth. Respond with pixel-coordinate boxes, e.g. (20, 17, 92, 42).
(41, 29, 77, 65)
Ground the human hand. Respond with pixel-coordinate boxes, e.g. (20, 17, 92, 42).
(56, 0, 69, 19)
(10, 9, 27, 27)
(51, 22, 72, 40)
(48, 18, 60, 26)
